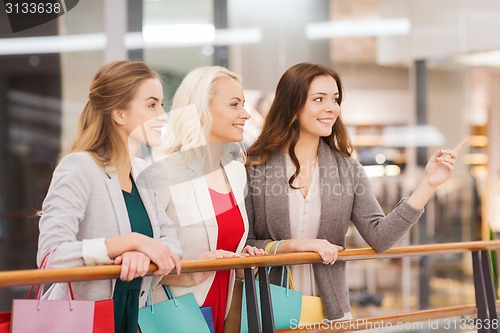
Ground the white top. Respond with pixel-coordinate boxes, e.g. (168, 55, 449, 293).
(285, 154, 353, 321)
(285, 154, 321, 297)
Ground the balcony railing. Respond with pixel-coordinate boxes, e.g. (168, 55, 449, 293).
(1, 240, 500, 332)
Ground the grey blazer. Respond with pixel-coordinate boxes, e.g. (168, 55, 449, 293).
(245, 140, 423, 319)
(37, 152, 182, 307)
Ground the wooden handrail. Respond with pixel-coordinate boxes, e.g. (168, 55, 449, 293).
(1, 240, 500, 288)
(276, 301, 500, 332)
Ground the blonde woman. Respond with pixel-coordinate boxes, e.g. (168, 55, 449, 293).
(37, 60, 182, 333)
(149, 66, 264, 333)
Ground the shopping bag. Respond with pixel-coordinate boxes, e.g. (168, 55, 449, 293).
(67, 279, 114, 333)
(240, 266, 302, 333)
(138, 286, 211, 333)
(200, 306, 215, 333)
(93, 299, 115, 333)
(11, 295, 95, 333)
(299, 295, 324, 325)
(11, 251, 114, 333)
(224, 278, 243, 333)
(285, 267, 325, 325)
(0, 312, 10, 333)
(10, 252, 95, 333)
(287, 266, 324, 327)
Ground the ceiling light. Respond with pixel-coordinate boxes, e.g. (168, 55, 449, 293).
(454, 50, 500, 67)
(0, 25, 262, 55)
(381, 125, 445, 147)
(0, 33, 105, 55)
(306, 18, 411, 39)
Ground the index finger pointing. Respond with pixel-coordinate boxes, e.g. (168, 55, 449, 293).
(451, 139, 469, 153)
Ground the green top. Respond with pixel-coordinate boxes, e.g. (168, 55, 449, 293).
(113, 179, 153, 333)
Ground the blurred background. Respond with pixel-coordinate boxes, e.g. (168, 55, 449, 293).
(1, 0, 500, 326)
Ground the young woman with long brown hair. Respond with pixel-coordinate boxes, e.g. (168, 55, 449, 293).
(245, 62, 467, 321)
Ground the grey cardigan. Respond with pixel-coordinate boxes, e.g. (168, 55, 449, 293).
(245, 140, 423, 319)
(37, 152, 182, 306)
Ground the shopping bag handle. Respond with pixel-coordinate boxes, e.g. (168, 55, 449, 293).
(162, 285, 178, 307)
(262, 241, 294, 293)
(27, 250, 75, 311)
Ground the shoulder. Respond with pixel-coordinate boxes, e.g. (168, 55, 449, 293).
(331, 149, 362, 168)
(246, 149, 285, 170)
(318, 143, 365, 180)
(47, 152, 102, 195)
(59, 151, 94, 164)
(132, 156, 149, 174)
(56, 152, 101, 174)
(318, 140, 357, 166)
(225, 159, 246, 176)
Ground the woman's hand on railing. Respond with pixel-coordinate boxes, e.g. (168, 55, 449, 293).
(241, 245, 267, 256)
(105, 232, 181, 277)
(114, 251, 152, 282)
(278, 239, 344, 265)
(133, 233, 181, 277)
(192, 250, 238, 285)
(236, 246, 267, 278)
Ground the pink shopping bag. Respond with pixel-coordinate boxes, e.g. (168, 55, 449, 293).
(11, 297, 95, 333)
(10, 251, 98, 333)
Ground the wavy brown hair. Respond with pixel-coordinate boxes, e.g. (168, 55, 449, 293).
(246, 62, 352, 188)
(64, 60, 159, 167)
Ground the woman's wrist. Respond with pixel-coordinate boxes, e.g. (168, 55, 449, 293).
(407, 179, 437, 210)
(105, 233, 140, 258)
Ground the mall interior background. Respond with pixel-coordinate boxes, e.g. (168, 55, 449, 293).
(1, 0, 500, 323)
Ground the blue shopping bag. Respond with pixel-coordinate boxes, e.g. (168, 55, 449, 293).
(240, 266, 302, 333)
(139, 286, 211, 333)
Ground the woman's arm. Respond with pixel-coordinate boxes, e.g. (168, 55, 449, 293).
(244, 166, 275, 250)
(270, 239, 343, 265)
(351, 139, 468, 253)
(105, 232, 180, 277)
(37, 153, 104, 268)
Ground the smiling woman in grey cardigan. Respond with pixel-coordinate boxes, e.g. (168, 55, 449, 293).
(245, 62, 467, 321)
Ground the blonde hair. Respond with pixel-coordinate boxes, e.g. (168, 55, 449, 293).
(155, 66, 244, 166)
(64, 60, 159, 167)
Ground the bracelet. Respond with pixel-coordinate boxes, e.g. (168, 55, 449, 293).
(265, 241, 277, 254)
(273, 240, 284, 254)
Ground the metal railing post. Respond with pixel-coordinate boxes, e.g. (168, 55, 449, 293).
(258, 267, 275, 332)
(472, 251, 490, 333)
(244, 267, 262, 333)
(480, 250, 499, 333)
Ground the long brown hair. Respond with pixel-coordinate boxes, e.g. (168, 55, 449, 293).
(64, 60, 159, 167)
(246, 62, 352, 188)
